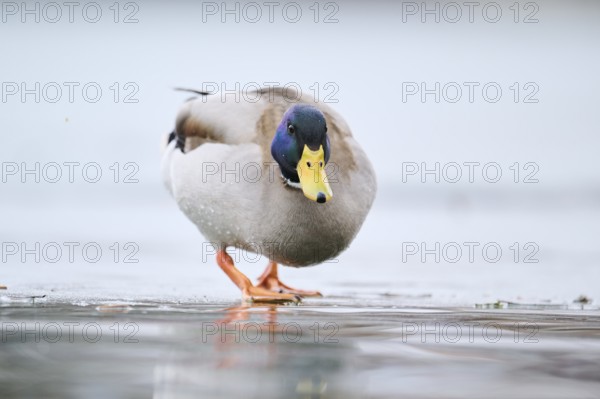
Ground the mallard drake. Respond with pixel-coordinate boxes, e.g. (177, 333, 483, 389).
(161, 87, 376, 303)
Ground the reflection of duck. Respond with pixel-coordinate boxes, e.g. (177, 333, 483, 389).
(152, 303, 364, 398)
(162, 88, 376, 303)
(217, 303, 277, 326)
(211, 303, 279, 370)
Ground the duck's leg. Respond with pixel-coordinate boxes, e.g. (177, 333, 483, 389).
(257, 261, 322, 297)
(216, 250, 300, 303)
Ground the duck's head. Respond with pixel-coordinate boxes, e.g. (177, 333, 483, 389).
(271, 104, 333, 204)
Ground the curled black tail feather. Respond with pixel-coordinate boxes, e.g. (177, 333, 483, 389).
(167, 130, 185, 153)
(167, 131, 176, 144)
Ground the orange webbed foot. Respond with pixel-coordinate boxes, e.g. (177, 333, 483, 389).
(216, 249, 302, 304)
(242, 286, 301, 304)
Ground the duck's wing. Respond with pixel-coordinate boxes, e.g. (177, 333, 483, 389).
(169, 90, 268, 153)
(170, 87, 355, 152)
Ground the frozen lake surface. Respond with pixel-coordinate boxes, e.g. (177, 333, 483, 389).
(1, 299, 599, 399)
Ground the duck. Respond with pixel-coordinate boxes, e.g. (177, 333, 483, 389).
(161, 87, 376, 303)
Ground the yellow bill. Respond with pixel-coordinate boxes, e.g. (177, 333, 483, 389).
(296, 144, 333, 203)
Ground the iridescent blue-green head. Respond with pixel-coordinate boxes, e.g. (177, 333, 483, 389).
(271, 104, 332, 203)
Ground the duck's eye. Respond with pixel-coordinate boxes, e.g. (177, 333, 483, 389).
(287, 124, 295, 135)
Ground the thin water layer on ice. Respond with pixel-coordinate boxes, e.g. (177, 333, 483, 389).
(1, 298, 599, 399)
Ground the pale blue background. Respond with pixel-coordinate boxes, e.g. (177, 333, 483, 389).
(1, 0, 599, 305)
